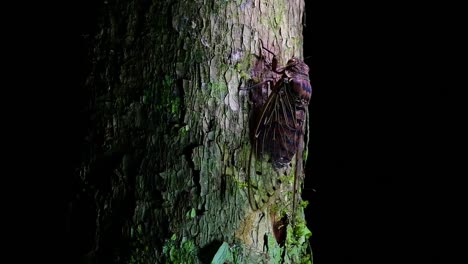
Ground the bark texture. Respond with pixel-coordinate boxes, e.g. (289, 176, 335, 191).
(72, 0, 311, 263)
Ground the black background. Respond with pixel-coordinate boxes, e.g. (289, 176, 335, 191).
(302, 2, 457, 264)
(11, 1, 458, 263)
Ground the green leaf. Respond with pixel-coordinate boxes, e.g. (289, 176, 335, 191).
(211, 242, 230, 264)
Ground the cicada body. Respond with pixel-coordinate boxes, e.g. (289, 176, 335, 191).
(247, 44, 312, 223)
(254, 56, 311, 169)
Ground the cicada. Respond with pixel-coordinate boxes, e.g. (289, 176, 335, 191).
(246, 41, 312, 225)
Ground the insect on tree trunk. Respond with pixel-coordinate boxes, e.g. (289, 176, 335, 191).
(72, 0, 312, 263)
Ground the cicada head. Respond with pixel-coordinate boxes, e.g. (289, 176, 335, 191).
(285, 57, 309, 76)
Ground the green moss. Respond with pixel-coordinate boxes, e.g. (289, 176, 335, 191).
(279, 220, 312, 263)
(266, 233, 283, 263)
(163, 75, 174, 89)
(229, 167, 248, 189)
(193, 49, 205, 63)
(239, 70, 251, 80)
(273, 0, 285, 27)
(302, 149, 308, 161)
(151, 75, 184, 122)
(209, 82, 228, 95)
(292, 222, 312, 245)
(219, 63, 230, 73)
(270, 203, 280, 214)
(236, 181, 248, 189)
(186, 208, 196, 219)
(178, 125, 189, 138)
(162, 235, 198, 264)
(170, 97, 181, 114)
(233, 53, 255, 81)
(128, 223, 153, 264)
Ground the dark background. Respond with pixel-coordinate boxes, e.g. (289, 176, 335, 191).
(14, 1, 457, 263)
(302, 2, 457, 264)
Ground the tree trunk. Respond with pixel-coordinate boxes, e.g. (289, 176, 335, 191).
(72, 0, 311, 263)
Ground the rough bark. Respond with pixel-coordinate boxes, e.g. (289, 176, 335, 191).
(72, 0, 311, 263)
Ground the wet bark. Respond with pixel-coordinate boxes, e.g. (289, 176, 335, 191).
(71, 0, 310, 263)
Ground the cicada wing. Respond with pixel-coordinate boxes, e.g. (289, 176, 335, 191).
(248, 90, 279, 210)
(248, 79, 303, 210)
(267, 80, 302, 169)
(292, 106, 308, 226)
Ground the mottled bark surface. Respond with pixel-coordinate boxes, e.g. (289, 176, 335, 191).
(72, 0, 310, 263)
